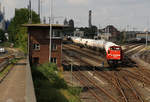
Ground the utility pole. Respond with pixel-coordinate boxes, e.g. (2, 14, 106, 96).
(3, 7, 5, 19)
(49, 0, 53, 63)
(145, 18, 149, 47)
(29, 0, 32, 24)
(38, 0, 41, 20)
(146, 31, 148, 47)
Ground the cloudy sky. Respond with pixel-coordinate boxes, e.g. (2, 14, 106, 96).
(0, 0, 150, 31)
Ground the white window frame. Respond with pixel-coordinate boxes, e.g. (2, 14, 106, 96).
(52, 43, 57, 51)
(33, 44, 40, 50)
(51, 58, 57, 64)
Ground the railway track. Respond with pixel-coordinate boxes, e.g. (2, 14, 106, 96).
(114, 71, 144, 102)
(63, 43, 149, 102)
(63, 45, 105, 63)
(63, 51, 145, 102)
(0, 55, 15, 83)
(73, 70, 119, 102)
(63, 55, 119, 102)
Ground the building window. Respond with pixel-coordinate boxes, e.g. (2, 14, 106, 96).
(52, 44, 57, 51)
(33, 44, 40, 50)
(51, 58, 57, 64)
(33, 57, 39, 64)
(52, 30, 62, 37)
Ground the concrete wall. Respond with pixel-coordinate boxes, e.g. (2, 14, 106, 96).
(26, 57, 37, 102)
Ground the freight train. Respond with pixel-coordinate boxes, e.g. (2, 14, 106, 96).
(70, 37, 123, 66)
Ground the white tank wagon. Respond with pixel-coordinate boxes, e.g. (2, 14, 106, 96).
(93, 40, 105, 49)
(71, 37, 105, 49)
(104, 42, 118, 52)
(0, 48, 6, 53)
(70, 37, 123, 66)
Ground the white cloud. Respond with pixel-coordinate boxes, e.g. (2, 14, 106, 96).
(0, 0, 150, 30)
(2, 0, 18, 8)
(66, 0, 89, 4)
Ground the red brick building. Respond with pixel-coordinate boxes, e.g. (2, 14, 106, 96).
(24, 24, 65, 68)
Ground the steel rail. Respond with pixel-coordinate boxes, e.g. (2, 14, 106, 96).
(72, 72, 103, 102)
(77, 70, 119, 102)
(123, 76, 144, 102)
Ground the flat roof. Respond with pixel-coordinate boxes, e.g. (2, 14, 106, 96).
(22, 24, 68, 27)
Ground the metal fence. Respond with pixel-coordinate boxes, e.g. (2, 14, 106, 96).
(0, 59, 9, 73)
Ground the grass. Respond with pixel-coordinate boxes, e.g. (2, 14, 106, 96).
(0, 64, 13, 79)
(0, 58, 19, 79)
(32, 63, 82, 102)
(0, 42, 12, 47)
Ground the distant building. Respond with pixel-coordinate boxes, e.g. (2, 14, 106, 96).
(124, 31, 137, 42)
(0, 3, 5, 30)
(23, 24, 67, 69)
(74, 29, 84, 37)
(99, 25, 120, 41)
(64, 18, 68, 26)
(68, 19, 74, 28)
(136, 33, 150, 41)
(98, 33, 112, 40)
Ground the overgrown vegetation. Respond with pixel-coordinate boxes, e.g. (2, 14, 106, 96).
(0, 42, 11, 47)
(32, 63, 82, 102)
(7, 8, 40, 54)
(0, 29, 6, 42)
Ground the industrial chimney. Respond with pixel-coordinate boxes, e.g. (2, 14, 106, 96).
(89, 10, 92, 28)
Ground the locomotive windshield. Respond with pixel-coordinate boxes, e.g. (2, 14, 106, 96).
(110, 47, 121, 50)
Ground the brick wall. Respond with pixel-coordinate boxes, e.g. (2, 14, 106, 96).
(28, 27, 62, 68)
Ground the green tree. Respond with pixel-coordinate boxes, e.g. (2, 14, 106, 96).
(16, 27, 28, 53)
(7, 8, 40, 53)
(0, 29, 6, 42)
(8, 8, 40, 43)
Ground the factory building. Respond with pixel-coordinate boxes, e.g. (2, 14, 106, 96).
(99, 25, 120, 41)
(24, 24, 66, 68)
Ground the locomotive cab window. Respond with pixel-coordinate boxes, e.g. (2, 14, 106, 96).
(110, 47, 120, 50)
(115, 47, 121, 50)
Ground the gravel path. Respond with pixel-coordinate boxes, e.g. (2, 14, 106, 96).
(0, 59, 26, 102)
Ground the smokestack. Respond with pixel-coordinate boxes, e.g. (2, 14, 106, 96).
(89, 10, 92, 28)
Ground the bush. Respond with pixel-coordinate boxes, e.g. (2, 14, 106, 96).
(68, 87, 82, 96)
(32, 63, 81, 102)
